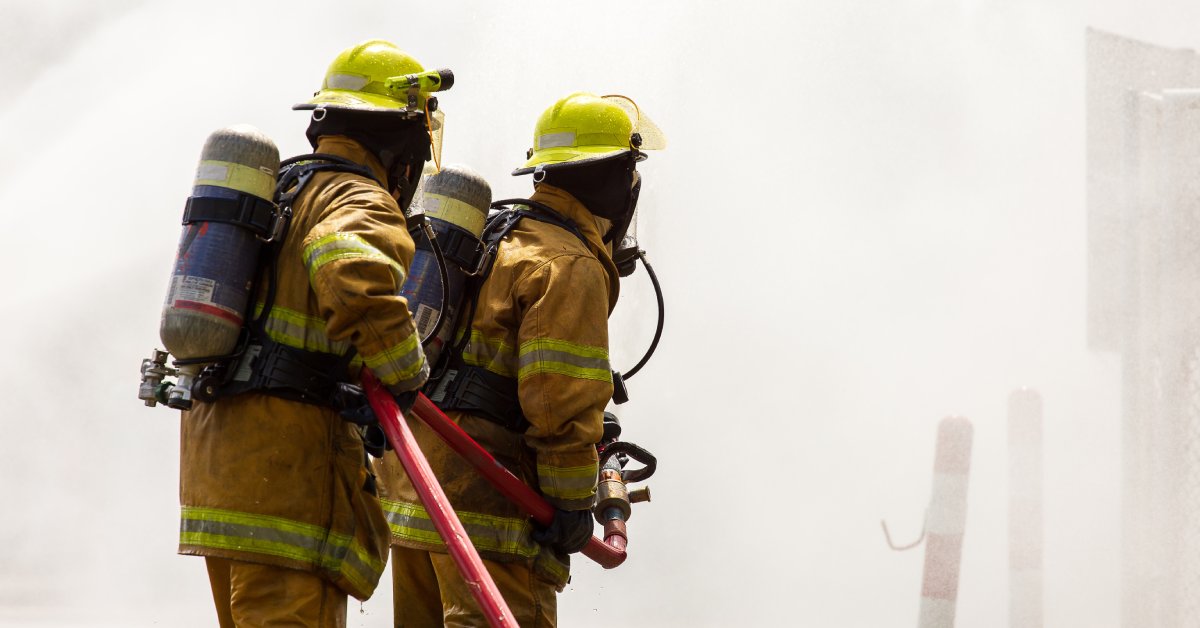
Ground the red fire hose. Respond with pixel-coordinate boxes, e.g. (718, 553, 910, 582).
(361, 369, 513, 628)
(410, 393, 629, 568)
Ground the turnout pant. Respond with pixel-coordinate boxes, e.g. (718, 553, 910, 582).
(391, 546, 558, 627)
(205, 556, 348, 627)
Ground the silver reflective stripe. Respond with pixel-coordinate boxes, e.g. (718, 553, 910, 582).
(179, 507, 381, 592)
(303, 232, 405, 285)
(517, 346, 609, 373)
(260, 304, 350, 354)
(537, 462, 598, 502)
(517, 338, 610, 382)
(363, 336, 427, 390)
(461, 331, 517, 377)
(370, 354, 429, 391)
(538, 131, 576, 149)
(326, 73, 370, 91)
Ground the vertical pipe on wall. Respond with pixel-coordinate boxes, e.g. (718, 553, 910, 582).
(918, 416, 974, 628)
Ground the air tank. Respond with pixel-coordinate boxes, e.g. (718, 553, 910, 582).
(402, 164, 491, 367)
(159, 125, 279, 409)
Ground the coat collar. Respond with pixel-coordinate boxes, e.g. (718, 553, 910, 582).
(313, 136, 390, 188)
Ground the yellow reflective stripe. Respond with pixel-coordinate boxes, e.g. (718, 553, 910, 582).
(179, 506, 383, 593)
(517, 338, 610, 383)
(379, 499, 540, 558)
(302, 232, 405, 284)
(254, 303, 350, 355)
(536, 462, 598, 501)
(520, 338, 608, 361)
(363, 333, 426, 388)
(461, 330, 517, 378)
(194, 160, 276, 199)
(423, 193, 487, 235)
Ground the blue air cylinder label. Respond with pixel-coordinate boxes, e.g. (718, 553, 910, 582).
(401, 250, 444, 337)
(167, 216, 259, 328)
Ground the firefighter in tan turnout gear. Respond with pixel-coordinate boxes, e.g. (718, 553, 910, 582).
(377, 92, 665, 626)
(176, 40, 446, 626)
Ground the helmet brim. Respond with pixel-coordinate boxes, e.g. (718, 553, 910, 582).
(294, 89, 422, 115)
(512, 147, 646, 176)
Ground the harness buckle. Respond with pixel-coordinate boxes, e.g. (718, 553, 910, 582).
(259, 205, 290, 243)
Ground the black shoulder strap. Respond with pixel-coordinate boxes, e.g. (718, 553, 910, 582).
(276, 153, 381, 207)
(488, 198, 588, 246)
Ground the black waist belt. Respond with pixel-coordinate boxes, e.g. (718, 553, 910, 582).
(428, 365, 529, 432)
(218, 338, 353, 408)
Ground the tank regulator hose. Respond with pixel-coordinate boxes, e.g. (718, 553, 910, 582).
(622, 250, 664, 380)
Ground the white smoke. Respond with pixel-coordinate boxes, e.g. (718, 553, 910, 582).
(4, 0, 1198, 626)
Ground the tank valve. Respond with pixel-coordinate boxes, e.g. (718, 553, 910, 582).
(138, 349, 177, 407)
(167, 365, 199, 410)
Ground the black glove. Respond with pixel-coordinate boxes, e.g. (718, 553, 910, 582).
(335, 385, 419, 426)
(531, 509, 594, 555)
(393, 390, 418, 414)
(335, 385, 419, 458)
(333, 384, 376, 425)
(359, 424, 390, 458)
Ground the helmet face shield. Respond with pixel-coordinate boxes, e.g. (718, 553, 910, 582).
(601, 95, 667, 152)
(427, 109, 445, 171)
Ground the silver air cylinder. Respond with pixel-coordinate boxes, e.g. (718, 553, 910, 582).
(402, 164, 492, 366)
(159, 125, 279, 409)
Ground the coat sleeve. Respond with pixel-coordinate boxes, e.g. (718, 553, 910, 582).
(300, 178, 429, 393)
(514, 253, 611, 511)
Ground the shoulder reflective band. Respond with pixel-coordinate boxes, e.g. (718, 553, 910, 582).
(303, 232, 406, 285)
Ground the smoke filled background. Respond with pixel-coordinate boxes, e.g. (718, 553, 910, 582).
(3, 1, 1199, 626)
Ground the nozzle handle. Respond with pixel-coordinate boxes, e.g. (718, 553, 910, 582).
(598, 441, 657, 484)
